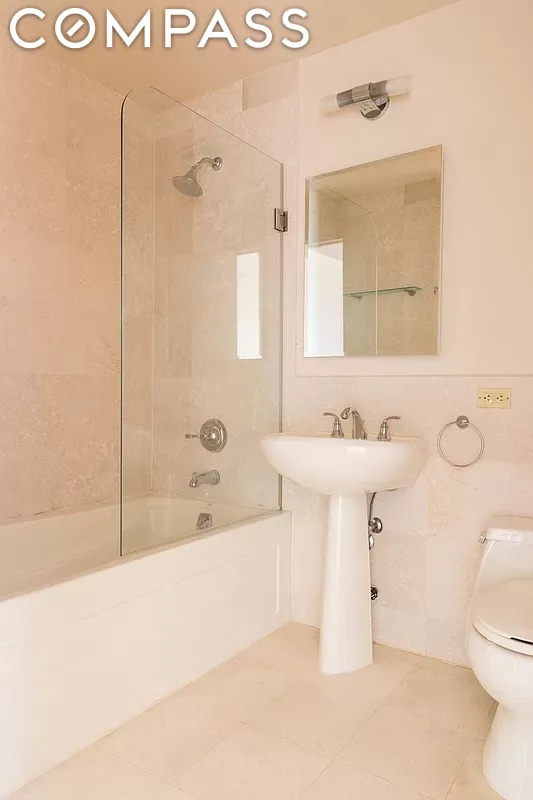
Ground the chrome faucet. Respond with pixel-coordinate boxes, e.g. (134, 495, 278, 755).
(341, 407, 368, 440)
(377, 416, 401, 442)
(189, 470, 221, 488)
(323, 413, 344, 438)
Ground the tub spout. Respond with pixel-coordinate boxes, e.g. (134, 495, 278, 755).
(189, 470, 221, 488)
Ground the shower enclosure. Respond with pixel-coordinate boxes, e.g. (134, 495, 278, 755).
(121, 87, 283, 556)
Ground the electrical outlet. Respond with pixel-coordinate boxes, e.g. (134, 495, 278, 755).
(477, 389, 511, 409)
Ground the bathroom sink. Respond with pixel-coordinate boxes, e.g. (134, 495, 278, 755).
(260, 431, 427, 677)
(260, 433, 426, 496)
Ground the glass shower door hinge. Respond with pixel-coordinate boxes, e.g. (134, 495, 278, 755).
(274, 208, 288, 232)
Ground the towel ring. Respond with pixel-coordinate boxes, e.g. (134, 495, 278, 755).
(437, 415, 485, 468)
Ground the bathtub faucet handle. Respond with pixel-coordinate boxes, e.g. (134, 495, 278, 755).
(185, 419, 228, 453)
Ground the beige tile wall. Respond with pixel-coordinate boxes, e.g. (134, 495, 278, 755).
(127, 94, 284, 511)
(151, 121, 194, 497)
(0, 43, 122, 522)
(122, 99, 156, 500)
(285, 375, 533, 665)
(192, 4, 533, 664)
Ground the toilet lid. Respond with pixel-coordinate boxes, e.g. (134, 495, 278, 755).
(474, 579, 533, 653)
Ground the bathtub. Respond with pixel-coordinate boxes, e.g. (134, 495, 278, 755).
(122, 496, 273, 556)
(0, 502, 291, 798)
(0, 497, 278, 600)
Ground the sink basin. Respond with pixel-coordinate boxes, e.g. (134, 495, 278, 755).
(260, 433, 426, 496)
(260, 431, 427, 676)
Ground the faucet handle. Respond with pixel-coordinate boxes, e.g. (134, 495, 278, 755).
(323, 412, 344, 439)
(378, 416, 401, 442)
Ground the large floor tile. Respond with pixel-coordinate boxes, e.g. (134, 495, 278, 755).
(446, 766, 501, 800)
(383, 662, 494, 736)
(416, 657, 472, 679)
(178, 656, 291, 721)
(99, 694, 241, 782)
(340, 706, 474, 800)
(300, 644, 420, 708)
(446, 739, 501, 800)
(302, 761, 431, 800)
(239, 622, 320, 679)
(8, 746, 165, 800)
(175, 724, 329, 800)
(250, 682, 378, 757)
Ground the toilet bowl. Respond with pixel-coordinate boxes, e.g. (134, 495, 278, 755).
(467, 517, 533, 800)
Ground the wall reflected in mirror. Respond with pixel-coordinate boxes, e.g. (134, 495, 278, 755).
(304, 146, 442, 358)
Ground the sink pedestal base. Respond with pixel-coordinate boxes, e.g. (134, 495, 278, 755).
(320, 494, 373, 675)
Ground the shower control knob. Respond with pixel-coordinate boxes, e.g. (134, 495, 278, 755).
(185, 418, 228, 453)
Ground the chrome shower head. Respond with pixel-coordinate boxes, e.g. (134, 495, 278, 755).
(172, 171, 204, 197)
(172, 156, 223, 197)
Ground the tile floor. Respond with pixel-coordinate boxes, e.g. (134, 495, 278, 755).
(8, 624, 501, 800)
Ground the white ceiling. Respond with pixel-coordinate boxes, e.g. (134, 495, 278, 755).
(2, 0, 459, 100)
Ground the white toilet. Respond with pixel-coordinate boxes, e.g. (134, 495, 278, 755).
(468, 516, 533, 800)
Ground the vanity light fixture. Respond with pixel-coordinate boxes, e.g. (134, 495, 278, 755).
(320, 76, 412, 120)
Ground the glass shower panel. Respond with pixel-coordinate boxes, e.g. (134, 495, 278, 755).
(121, 87, 282, 557)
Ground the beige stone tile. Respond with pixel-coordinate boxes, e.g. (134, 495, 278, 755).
(371, 533, 427, 615)
(99, 694, 241, 782)
(153, 789, 198, 800)
(239, 622, 321, 679)
(178, 656, 291, 722)
(383, 661, 494, 735)
(302, 761, 431, 800)
(250, 681, 380, 757)
(300, 644, 420, 708)
(243, 63, 298, 109)
(447, 739, 500, 800)
(8, 746, 165, 800)
(175, 724, 329, 800)
(463, 737, 487, 769)
(416, 657, 472, 679)
(340, 706, 474, 800)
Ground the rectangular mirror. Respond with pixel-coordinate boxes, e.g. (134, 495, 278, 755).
(304, 146, 442, 358)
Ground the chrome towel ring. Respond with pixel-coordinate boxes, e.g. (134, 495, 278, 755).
(437, 415, 485, 468)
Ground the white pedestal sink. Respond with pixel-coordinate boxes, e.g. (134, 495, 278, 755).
(260, 433, 427, 675)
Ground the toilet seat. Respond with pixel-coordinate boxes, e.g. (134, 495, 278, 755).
(473, 578, 533, 657)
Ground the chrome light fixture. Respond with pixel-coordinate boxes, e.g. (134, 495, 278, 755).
(321, 76, 411, 120)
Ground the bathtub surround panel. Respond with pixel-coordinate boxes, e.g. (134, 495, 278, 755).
(192, 0, 533, 665)
(0, 41, 122, 523)
(0, 512, 291, 798)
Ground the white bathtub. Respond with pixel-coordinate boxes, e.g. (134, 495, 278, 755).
(123, 496, 272, 555)
(0, 497, 277, 600)
(0, 503, 291, 798)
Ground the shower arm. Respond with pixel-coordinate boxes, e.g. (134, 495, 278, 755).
(191, 156, 223, 173)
